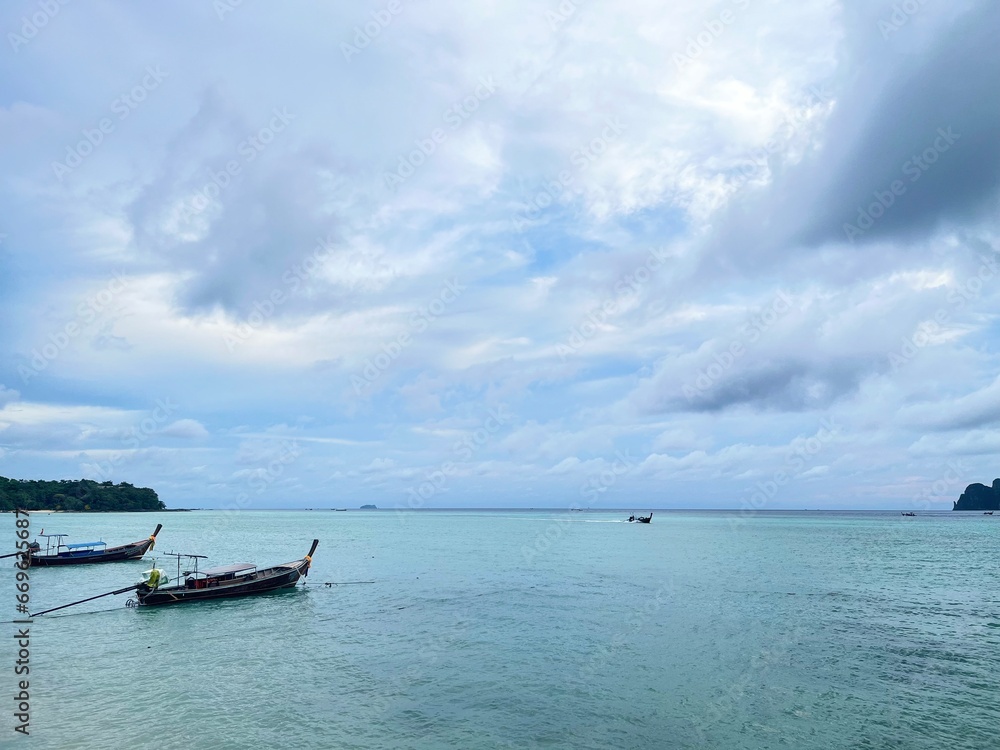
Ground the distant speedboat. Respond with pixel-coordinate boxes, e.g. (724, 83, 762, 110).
(627, 513, 653, 523)
(984, 511, 994, 515)
(901, 512, 916, 517)
(26, 525, 161, 567)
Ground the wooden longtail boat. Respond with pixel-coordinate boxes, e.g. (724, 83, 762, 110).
(27, 524, 162, 567)
(133, 539, 318, 606)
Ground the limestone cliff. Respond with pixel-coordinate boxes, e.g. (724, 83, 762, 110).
(953, 479, 1000, 511)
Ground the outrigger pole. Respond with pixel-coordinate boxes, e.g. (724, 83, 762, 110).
(0, 551, 28, 560)
(30, 584, 139, 617)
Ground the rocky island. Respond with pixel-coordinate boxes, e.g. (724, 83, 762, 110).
(953, 479, 1000, 511)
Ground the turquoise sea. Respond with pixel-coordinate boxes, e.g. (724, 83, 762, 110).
(1, 509, 999, 749)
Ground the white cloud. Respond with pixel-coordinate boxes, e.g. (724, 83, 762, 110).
(1, 1, 998, 508)
(159, 419, 210, 439)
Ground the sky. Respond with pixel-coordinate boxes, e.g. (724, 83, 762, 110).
(1, 0, 998, 510)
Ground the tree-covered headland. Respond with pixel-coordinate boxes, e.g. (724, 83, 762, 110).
(0, 477, 165, 512)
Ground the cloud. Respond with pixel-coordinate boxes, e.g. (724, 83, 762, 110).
(2, 1, 999, 508)
(158, 419, 210, 439)
(669, 357, 876, 414)
(702, 2, 1000, 277)
(0, 386, 19, 407)
(900, 376, 1000, 432)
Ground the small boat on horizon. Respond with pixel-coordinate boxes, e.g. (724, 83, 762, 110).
(25, 524, 161, 566)
(901, 512, 916, 517)
(627, 513, 653, 524)
(132, 539, 318, 607)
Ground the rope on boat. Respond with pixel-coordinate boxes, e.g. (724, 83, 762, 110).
(315, 581, 376, 587)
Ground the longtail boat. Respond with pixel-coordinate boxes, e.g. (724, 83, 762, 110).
(132, 539, 318, 606)
(26, 524, 161, 567)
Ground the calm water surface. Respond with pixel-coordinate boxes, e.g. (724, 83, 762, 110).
(1, 509, 998, 749)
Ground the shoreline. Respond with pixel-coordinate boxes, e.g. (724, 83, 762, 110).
(0, 508, 195, 513)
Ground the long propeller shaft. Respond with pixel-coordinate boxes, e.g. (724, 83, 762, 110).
(30, 585, 139, 617)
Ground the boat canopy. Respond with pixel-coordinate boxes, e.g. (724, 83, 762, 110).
(197, 563, 256, 577)
(38, 533, 68, 538)
(64, 541, 106, 549)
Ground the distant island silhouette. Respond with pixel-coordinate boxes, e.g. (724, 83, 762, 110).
(360, 504, 378, 509)
(0, 477, 164, 512)
(954, 480, 1000, 511)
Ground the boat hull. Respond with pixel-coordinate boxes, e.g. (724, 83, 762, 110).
(29, 539, 154, 567)
(135, 559, 309, 606)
